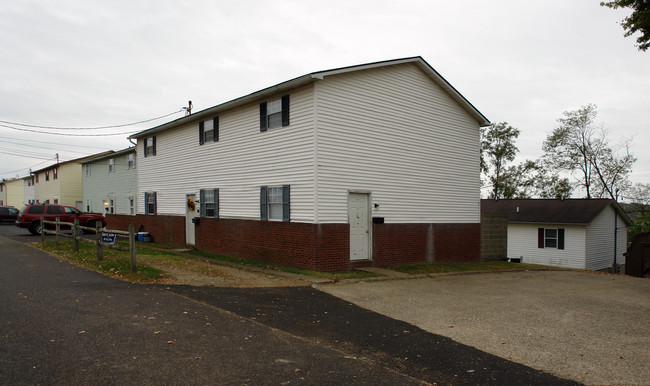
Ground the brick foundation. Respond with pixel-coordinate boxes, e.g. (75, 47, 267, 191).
(107, 215, 480, 271)
(106, 214, 186, 246)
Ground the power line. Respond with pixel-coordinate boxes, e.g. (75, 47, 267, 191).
(0, 123, 140, 136)
(0, 158, 54, 175)
(0, 136, 112, 150)
(0, 139, 101, 154)
(0, 109, 183, 130)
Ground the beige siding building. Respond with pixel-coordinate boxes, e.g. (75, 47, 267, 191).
(32, 152, 112, 208)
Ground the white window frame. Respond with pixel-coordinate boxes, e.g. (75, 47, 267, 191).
(127, 154, 135, 169)
(266, 98, 283, 129)
(85, 198, 91, 212)
(129, 196, 135, 215)
(267, 186, 284, 221)
(108, 158, 115, 173)
(109, 198, 115, 214)
(85, 164, 91, 177)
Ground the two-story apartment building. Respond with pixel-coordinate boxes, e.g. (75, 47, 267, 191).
(110, 57, 490, 271)
(32, 152, 112, 208)
(4, 178, 26, 208)
(81, 147, 137, 215)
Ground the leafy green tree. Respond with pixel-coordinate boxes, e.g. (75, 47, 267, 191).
(626, 183, 650, 240)
(543, 104, 599, 198)
(601, 0, 650, 51)
(481, 122, 520, 199)
(500, 160, 572, 199)
(543, 104, 635, 200)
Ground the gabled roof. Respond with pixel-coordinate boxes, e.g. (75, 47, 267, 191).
(130, 56, 490, 139)
(80, 147, 135, 164)
(31, 151, 114, 174)
(481, 199, 632, 226)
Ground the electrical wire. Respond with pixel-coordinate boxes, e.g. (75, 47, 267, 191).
(0, 123, 140, 136)
(0, 139, 102, 154)
(0, 136, 111, 150)
(0, 159, 54, 175)
(0, 109, 183, 130)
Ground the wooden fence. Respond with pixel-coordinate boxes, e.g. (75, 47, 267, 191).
(40, 217, 138, 272)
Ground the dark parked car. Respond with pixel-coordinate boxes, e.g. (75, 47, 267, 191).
(16, 204, 106, 235)
(0, 206, 19, 222)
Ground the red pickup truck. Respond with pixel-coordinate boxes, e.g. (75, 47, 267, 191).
(16, 204, 106, 235)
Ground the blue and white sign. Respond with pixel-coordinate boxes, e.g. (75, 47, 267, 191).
(101, 232, 117, 245)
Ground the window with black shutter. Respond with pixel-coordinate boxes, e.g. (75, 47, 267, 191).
(260, 95, 289, 131)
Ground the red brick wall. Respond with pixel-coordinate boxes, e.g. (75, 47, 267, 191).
(108, 214, 480, 270)
(106, 214, 186, 246)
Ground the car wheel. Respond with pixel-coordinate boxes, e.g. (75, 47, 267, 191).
(30, 222, 42, 235)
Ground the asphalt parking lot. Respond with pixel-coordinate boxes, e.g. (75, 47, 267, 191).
(316, 270, 650, 385)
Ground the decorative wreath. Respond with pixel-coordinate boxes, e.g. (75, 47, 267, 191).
(187, 198, 196, 211)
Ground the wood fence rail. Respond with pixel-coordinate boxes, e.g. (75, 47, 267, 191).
(40, 217, 137, 272)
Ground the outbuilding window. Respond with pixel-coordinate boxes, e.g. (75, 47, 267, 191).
(538, 228, 565, 249)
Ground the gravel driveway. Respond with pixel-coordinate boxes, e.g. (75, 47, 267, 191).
(315, 270, 650, 385)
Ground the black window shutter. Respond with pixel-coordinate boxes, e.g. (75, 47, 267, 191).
(199, 189, 206, 217)
(144, 138, 148, 157)
(260, 186, 268, 221)
(144, 192, 149, 214)
(199, 121, 205, 145)
(214, 188, 219, 218)
(282, 184, 290, 222)
(152, 192, 157, 215)
(281, 95, 290, 126)
(152, 136, 157, 156)
(259, 102, 267, 132)
(213, 117, 219, 142)
(538, 228, 545, 249)
(558, 229, 565, 250)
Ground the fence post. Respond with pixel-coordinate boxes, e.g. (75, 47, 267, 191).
(95, 222, 103, 261)
(55, 217, 60, 244)
(129, 224, 136, 273)
(73, 218, 79, 252)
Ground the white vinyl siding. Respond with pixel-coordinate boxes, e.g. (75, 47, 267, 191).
(586, 206, 627, 271)
(507, 224, 587, 269)
(82, 151, 138, 215)
(314, 63, 481, 224)
(137, 86, 315, 220)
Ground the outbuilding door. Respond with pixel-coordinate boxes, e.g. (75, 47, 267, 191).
(349, 192, 371, 260)
(185, 194, 198, 245)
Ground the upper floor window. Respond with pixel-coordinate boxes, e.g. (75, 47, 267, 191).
(127, 154, 135, 169)
(35, 175, 39, 183)
(538, 228, 565, 250)
(144, 136, 156, 157)
(53, 168, 58, 180)
(260, 95, 289, 132)
(199, 117, 219, 145)
(45, 171, 49, 181)
(108, 158, 115, 173)
(84, 164, 91, 177)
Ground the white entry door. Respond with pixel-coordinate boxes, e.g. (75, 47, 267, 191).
(185, 194, 198, 245)
(349, 192, 370, 260)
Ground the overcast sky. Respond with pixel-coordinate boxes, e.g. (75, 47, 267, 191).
(1, 0, 648, 195)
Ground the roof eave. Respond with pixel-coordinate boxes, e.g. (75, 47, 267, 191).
(129, 74, 316, 139)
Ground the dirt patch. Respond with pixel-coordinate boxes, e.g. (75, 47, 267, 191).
(146, 258, 308, 287)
